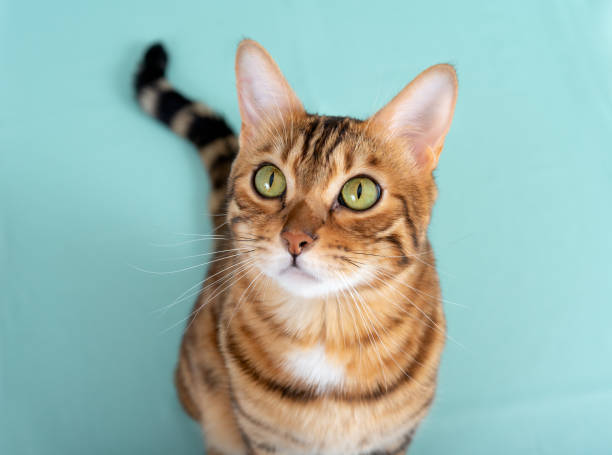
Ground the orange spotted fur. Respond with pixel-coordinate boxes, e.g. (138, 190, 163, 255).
(135, 39, 458, 455)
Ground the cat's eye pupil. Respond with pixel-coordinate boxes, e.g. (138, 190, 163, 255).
(254, 164, 286, 198)
(339, 176, 380, 211)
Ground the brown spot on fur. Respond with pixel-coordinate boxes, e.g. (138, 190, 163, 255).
(231, 394, 307, 446)
(325, 118, 351, 163)
(394, 194, 419, 249)
(300, 117, 320, 158)
(343, 146, 354, 172)
(201, 365, 220, 389)
(381, 233, 410, 265)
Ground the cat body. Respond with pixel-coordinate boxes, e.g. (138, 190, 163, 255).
(135, 40, 457, 455)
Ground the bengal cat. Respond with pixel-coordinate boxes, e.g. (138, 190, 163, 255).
(134, 39, 458, 455)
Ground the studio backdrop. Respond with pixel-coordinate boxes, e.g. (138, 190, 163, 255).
(1, 0, 611, 454)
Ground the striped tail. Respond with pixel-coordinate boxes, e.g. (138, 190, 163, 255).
(134, 43, 237, 218)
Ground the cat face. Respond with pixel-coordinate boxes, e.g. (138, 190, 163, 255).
(226, 41, 457, 299)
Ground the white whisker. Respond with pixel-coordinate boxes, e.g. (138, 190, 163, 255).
(130, 250, 255, 276)
(153, 255, 258, 314)
(161, 247, 252, 262)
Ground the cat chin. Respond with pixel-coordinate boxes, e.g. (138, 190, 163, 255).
(274, 266, 329, 298)
(267, 265, 364, 299)
(276, 279, 340, 299)
(257, 253, 367, 299)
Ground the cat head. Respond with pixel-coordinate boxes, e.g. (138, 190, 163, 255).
(226, 40, 457, 299)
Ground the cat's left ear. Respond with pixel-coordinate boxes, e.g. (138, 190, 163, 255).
(368, 64, 458, 171)
(235, 39, 304, 142)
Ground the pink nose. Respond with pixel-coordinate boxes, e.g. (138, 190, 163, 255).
(281, 230, 315, 256)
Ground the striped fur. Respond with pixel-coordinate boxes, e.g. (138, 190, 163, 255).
(134, 41, 457, 455)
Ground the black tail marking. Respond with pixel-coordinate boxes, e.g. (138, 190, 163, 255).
(157, 90, 191, 124)
(187, 115, 233, 148)
(135, 42, 168, 94)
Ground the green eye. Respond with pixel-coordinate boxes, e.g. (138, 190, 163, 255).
(339, 176, 381, 211)
(254, 165, 286, 198)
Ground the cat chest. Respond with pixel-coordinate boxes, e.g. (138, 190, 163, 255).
(282, 343, 346, 392)
(228, 340, 423, 454)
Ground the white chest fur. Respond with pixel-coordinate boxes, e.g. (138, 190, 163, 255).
(283, 344, 345, 392)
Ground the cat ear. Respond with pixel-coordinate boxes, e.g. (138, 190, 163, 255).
(369, 64, 458, 171)
(235, 39, 304, 140)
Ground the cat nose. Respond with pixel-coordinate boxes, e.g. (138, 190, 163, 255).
(281, 230, 316, 256)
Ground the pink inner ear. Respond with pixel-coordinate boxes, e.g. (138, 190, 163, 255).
(371, 65, 457, 169)
(235, 41, 303, 133)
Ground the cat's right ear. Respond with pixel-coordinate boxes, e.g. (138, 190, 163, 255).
(235, 40, 304, 143)
(368, 64, 458, 172)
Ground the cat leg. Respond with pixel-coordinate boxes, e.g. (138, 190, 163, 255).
(175, 357, 200, 420)
(177, 304, 246, 455)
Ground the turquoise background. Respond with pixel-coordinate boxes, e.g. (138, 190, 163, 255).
(2, 0, 612, 453)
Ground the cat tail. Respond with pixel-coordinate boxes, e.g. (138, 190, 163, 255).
(134, 43, 237, 219)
